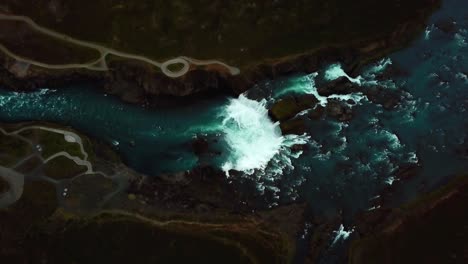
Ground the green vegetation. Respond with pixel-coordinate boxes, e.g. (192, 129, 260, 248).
(19, 129, 84, 160)
(63, 173, 117, 210)
(0, 179, 293, 263)
(166, 61, 186, 72)
(0, 177, 9, 193)
(0, 20, 100, 64)
(1, 0, 438, 68)
(43, 156, 87, 180)
(0, 181, 58, 261)
(0, 132, 31, 167)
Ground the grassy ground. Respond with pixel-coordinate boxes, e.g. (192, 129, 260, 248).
(0, 20, 100, 64)
(43, 156, 87, 180)
(1, 0, 438, 68)
(18, 129, 85, 160)
(0, 122, 296, 263)
(0, 132, 31, 167)
(0, 181, 293, 263)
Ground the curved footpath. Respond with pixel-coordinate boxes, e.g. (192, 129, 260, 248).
(0, 125, 117, 208)
(0, 14, 240, 78)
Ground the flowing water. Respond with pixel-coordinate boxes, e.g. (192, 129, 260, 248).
(0, 0, 466, 225)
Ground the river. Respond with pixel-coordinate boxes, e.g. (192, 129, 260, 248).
(0, 0, 466, 225)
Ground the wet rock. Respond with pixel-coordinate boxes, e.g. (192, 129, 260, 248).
(349, 176, 468, 264)
(127, 166, 242, 212)
(364, 86, 400, 110)
(192, 137, 209, 156)
(317, 77, 359, 96)
(308, 105, 325, 120)
(394, 163, 423, 181)
(291, 144, 309, 153)
(269, 95, 318, 122)
(273, 60, 299, 76)
(325, 101, 353, 121)
(455, 140, 468, 159)
(305, 215, 343, 264)
(435, 18, 457, 34)
(376, 62, 409, 81)
(280, 116, 307, 135)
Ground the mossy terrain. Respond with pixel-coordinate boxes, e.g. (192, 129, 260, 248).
(32, 212, 290, 264)
(270, 95, 317, 121)
(0, 181, 294, 263)
(0, 20, 100, 64)
(1, 0, 439, 68)
(349, 175, 468, 264)
(0, 122, 298, 263)
(0, 181, 58, 262)
(62, 173, 117, 210)
(0, 177, 9, 193)
(18, 129, 84, 159)
(0, 132, 31, 167)
(43, 155, 87, 180)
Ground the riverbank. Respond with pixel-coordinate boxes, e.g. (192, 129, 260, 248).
(0, 121, 308, 263)
(0, 0, 440, 106)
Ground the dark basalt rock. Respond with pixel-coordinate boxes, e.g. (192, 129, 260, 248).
(269, 95, 318, 122)
(192, 137, 210, 156)
(325, 101, 353, 122)
(393, 163, 422, 181)
(455, 140, 468, 159)
(317, 77, 360, 97)
(308, 106, 325, 120)
(349, 176, 468, 264)
(126, 165, 247, 213)
(280, 116, 308, 135)
(364, 85, 401, 110)
(435, 18, 457, 34)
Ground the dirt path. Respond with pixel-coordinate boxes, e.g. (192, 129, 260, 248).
(0, 125, 116, 208)
(0, 14, 240, 78)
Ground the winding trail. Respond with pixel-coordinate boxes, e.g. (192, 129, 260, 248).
(0, 125, 119, 208)
(0, 13, 240, 77)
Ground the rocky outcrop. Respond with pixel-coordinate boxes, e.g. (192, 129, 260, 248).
(0, 0, 440, 107)
(349, 175, 468, 264)
(269, 95, 318, 122)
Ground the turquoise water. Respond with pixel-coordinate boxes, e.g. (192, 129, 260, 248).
(0, 0, 467, 219)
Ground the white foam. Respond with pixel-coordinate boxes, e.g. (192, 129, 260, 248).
(325, 63, 363, 85)
(456, 72, 468, 83)
(331, 224, 354, 245)
(385, 176, 396, 185)
(424, 24, 434, 40)
(274, 72, 319, 98)
(366, 58, 393, 75)
(455, 30, 467, 47)
(221, 95, 309, 180)
(328, 92, 367, 106)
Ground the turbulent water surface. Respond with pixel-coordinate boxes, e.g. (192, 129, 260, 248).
(0, 0, 467, 222)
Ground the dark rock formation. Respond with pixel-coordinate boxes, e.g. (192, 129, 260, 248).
(317, 77, 360, 97)
(325, 101, 354, 122)
(349, 175, 468, 264)
(363, 85, 401, 109)
(393, 163, 422, 181)
(280, 116, 308, 135)
(269, 95, 318, 122)
(435, 18, 457, 34)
